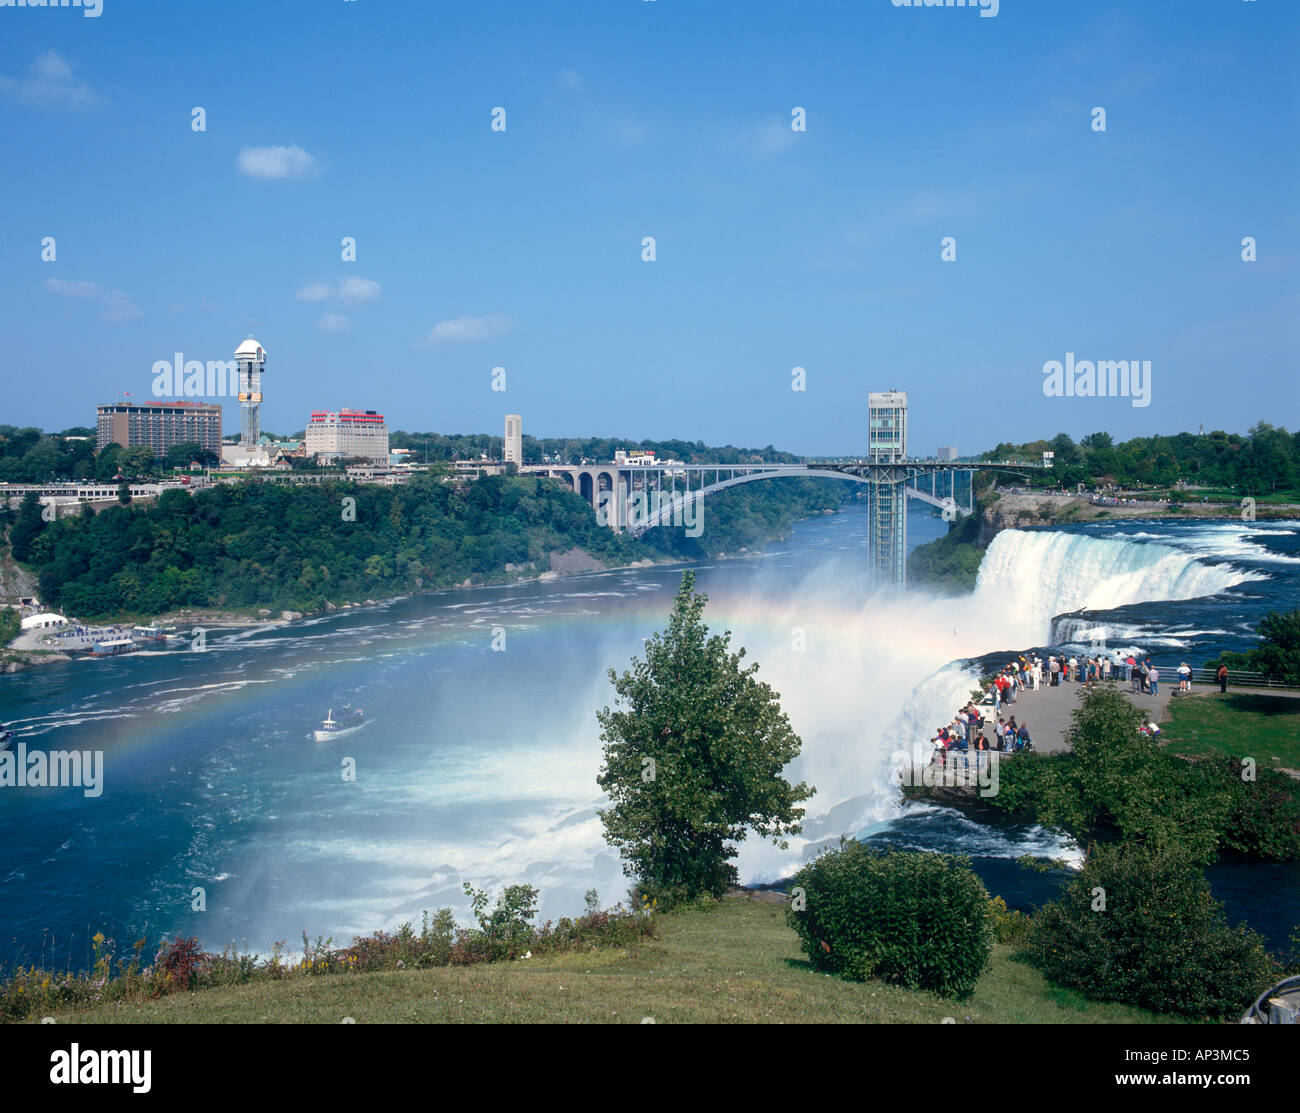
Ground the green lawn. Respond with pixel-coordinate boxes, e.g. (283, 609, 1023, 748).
(1161, 691, 1300, 770)
(32, 893, 1178, 1024)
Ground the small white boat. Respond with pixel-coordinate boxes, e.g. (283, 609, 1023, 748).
(0, 724, 11, 752)
(313, 705, 364, 742)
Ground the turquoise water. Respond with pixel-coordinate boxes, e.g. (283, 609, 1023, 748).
(1, 504, 1297, 965)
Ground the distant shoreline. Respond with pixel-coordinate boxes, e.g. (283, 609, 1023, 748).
(0, 538, 783, 674)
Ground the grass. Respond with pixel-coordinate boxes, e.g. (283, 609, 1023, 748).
(1161, 691, 1300, 770)
(30, 893, 1179, 1024)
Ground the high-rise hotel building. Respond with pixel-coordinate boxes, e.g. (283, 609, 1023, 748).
(504, 414, 522, 467)
(306, 408, 390, 464)
(96, 400, 223, 457)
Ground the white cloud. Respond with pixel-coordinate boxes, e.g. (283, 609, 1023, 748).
(337, 277, 381, 305)
(0, 51, 97, 110)
(423, 314, 513, 345)
(101, 290, 143, 323)
(294, 281, 334, 302)
(45, 278, 100, 299)
(318, 313, 350, 333)
(45, 278, 140, 323)
(236, 145, 322, 181)
(296, 278, 381, 305)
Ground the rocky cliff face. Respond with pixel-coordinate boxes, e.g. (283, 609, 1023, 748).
(548, 547, 607, 575)
(979, 501, 1046, 544)
(0, 551, 40, 605)
(979, 493, 1089, 543)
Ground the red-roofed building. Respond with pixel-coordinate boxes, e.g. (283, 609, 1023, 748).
(305, 408, 390, 464)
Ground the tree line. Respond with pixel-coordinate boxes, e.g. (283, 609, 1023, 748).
(2, 471, 846, 622)
(983, 422, 1299, 495)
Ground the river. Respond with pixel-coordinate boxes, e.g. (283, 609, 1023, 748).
(2, 502, 1297, 965)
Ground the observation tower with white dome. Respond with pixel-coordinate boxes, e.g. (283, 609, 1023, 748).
(234, 338, 267, 448)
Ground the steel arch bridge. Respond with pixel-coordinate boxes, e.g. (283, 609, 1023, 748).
(625, 467, 966, 532)
(522, 457, 1047, 588)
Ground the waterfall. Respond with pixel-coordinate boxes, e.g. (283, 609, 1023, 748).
(974, 529, 1264, 645)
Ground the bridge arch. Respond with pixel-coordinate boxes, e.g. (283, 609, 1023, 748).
(626, 467, 960, 534)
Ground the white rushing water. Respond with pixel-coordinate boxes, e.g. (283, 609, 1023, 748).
(974, 529, 1265, 644)
(730, 526, 1267, 884)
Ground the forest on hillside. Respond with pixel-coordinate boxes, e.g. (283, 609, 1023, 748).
(3, 472, 846, 621)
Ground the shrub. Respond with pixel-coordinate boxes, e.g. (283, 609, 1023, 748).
(155, 935, 207, 992)
(984, 687, 1299, 864)
(1025, 841, 1278, 1020)
(1198, 756, 1300, 861)
(787, 841, 993, 999)
(987, 896, 1032, 945)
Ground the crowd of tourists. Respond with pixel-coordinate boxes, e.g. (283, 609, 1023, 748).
(928, 648, 1188, 768)
(930, 656, 1041, 767)
(1088, 494, 1164, 508)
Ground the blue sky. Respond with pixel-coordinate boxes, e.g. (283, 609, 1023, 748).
(2, 0, 1297, 456)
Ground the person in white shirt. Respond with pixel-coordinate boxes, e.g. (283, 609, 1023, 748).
(1178, 661, 1191, 692)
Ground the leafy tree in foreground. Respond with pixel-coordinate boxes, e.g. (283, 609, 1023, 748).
(596, 571, 812, 905)
(1025, 841, 1278, 1020)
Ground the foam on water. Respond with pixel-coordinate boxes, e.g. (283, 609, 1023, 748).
(977, 529, 1265, 644)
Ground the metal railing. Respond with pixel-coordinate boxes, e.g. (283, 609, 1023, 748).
(929, 746, 1024, 768)
(1184, 666, 1298, 691)
(1241, 975, 1300, 1024)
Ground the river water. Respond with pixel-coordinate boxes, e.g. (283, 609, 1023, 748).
(2, 502, 1297, 965)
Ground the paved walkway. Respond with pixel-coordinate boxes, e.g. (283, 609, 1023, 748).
(982, 677, 1173, 754)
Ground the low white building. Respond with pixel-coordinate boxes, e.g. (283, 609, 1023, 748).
(220, 443, 275, 468)
(22, 612, 68, 630)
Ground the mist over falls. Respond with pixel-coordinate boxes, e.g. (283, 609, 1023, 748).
(0, 507, 1294, 960)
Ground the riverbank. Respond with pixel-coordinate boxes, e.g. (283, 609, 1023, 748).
(0, 526, 817, 674)
(981, 490, 1300, 535)
(23, 892, 1175, 1025)
(1, 472, 849, 672)
(0, 550, 665, 672)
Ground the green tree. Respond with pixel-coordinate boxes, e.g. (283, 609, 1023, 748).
(1251, 608, 1300, 685)
(596, 571, 812, 904)
(1213, 607, 1300, 685)
(988, 685, 1230, 863)
(94, 443, 123, 482)
(1025, 841, 1278, 1020)
(10, 491, 47, 562)
(163, 442, 218, 470)
(120, 446, 156, 478)
(0, 606, 20, 646)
